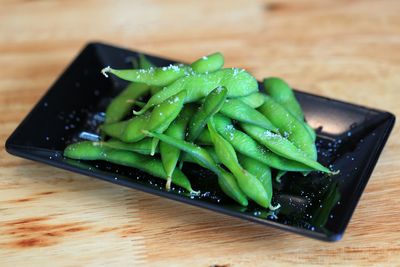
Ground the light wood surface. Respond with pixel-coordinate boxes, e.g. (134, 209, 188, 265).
(1, 0, 400, 266)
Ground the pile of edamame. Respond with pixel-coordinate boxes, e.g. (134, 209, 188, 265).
(64, 52, 336, 209)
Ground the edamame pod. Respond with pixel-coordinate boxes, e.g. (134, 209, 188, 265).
(160, 105, 194, 190)
(144, 130, 248, 205)
(220, 98, 278, 132)
(104, 54, 155, 124)
(147, 90, 187, 154)
(213, 114, 312, 172)
(134, 68, 258, 115)
(239, 92, 265, 108)
(190, 52, 224, 74)
(181, 147, 220, 164)
(148, 91, 187, 132)
(258, 95, 317, 160)
(144, 130, 219, 173)
(101, 64, 190, 87)
(101, 138, 156, 155)
(241, 123, 332, 173)
(104, 82, 149, 124)
(217, 167, 248, 206)
(188, 86, 227, 141)
(101, 119, 132, 140)
(102, 91, 186, 142)
(208, 118, 271, 208)
(101, 114, 150, 143)
(263, 78, 316, 141)
(63, 141, 195, 193)
(263, 77, 304, 120)
(238, 154, 273, 207)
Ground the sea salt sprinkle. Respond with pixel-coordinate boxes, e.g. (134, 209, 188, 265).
(225, 124, 234, 131)
(216, 86, 224, 93)
(263, 130, 279, 138)
(232, 68, 245, 77)
(168, 96, 181, 104)
(162, 64, 181, 72)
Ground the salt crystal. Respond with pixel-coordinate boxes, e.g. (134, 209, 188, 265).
(232, 68, 239, 76)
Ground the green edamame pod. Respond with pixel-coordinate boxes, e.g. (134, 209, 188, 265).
(220, 98, 278, 132)
(140, 54, 160, 96)
(144, 130, 248, 206)
(217, 167, 248, 206)
(101, 64, 189, 87)
(134, 68, 258, 115)
(64, 141, 107, 160)
(63, 141, 195, 193)
(263, 78, 316, 141)
(101, 119, 132, 140)
(148, 87, 186, 133)
(188, 86, 227, 141)
(241, 123, 332, 173)
(208, 118, 271, 208)
(213, 114, 312, 172)
(100, 138, 156, 155)
(263, 77, 304, 120)
(181, 147, 220, 164)
(147, 90, 187, 154)
(101, 114, 149, 143)
(104, 82, 149, 124)
(104, 56, 154, 125)
(182, 146, 249, 206)
(258, 95, 317, 160)
(239, 92, 265, 108)
(190, 52, 224, 74)
(238, 154, 273, 207)
(102, 91, 186, 143)
(150, 138, 159, 156)
(160, 105, 194, 190)
(145, 130, 219, 173)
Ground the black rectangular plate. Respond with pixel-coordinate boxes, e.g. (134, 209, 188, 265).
(6, 42, 395, 242)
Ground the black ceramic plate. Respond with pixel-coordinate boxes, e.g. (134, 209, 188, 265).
(6, 42, 395, 242)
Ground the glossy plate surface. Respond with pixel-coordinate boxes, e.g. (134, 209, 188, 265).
(6, 42, 395, 241)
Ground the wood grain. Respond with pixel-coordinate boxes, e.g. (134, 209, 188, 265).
(1, 0, 399, 266)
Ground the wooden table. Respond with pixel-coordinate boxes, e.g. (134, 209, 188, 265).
(1, 0, 399, 266)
